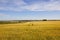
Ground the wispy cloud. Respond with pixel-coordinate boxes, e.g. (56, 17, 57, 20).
(0, 0, 60, 11)
(0, 13, 9, 16)
(23, 0, 60, 11)
(0, 0, 26, 11)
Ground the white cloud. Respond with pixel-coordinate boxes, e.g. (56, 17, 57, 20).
(22, 0, 60, 11)
(0, 0, 60, 11)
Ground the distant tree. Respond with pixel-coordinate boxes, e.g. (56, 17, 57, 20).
(42, 19, 47, 21)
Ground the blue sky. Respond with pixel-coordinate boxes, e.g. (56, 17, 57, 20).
(0, 0, 60, 20)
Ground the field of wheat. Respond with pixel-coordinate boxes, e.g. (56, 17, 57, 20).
(0, 21, 60, 40)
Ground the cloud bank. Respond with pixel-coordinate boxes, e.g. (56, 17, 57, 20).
(0, 0, 60, 11)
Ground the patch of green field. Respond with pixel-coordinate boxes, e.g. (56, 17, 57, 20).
(0, 21, 60, 40)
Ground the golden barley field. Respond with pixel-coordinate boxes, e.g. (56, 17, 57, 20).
(0, 21, 60, 40)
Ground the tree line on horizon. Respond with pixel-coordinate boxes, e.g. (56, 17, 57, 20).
(0, 19, 60, 24)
